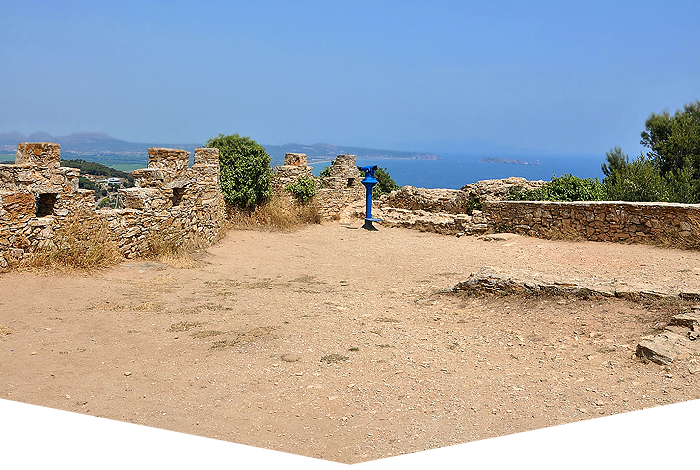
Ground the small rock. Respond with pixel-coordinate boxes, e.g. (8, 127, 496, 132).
(669, 312, 700, 329)
(124, 371, 132, 376)
(281, 353, 301, 362)
(30, 351, 37, 355)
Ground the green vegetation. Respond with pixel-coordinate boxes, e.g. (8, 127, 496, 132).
(509, 174, 605, 201)
(463, 197, 482, 214)
(319, 165, 332, 178)
(602, 100, 700, 203)
(285, 176, 316, 204)
(205, 134, 272, 208)
(371, 166, 400, 198)
(508, 101, 700, 204)
(61, 159, 135, 186)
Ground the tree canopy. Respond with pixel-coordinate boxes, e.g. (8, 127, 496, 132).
(602, 101, 700, 203)
(205, 134, 272, 208)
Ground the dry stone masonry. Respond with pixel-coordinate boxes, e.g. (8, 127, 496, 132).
(483, 200, 700, 243)
(373, 177, 700, 245)
(0, 143, 223, 268)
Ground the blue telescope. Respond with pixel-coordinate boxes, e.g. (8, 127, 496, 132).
(358, 165, 383, 230)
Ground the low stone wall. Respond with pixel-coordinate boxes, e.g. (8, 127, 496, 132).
(461, 177, 546, 202)
(379, 186, 467, 214)
(0, 143, 224, 268)
(483, 200, 700, 243)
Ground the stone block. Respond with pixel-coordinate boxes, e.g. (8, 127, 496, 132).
(147, 148, 190, 175)
(0, 191, 35, 222)
(194, 147, 219, 166)
(133, 168, 164, 188)
(119, 187, 161, 210)
(284, 153, 307, 167)
(15, 142, 61, 169)
(636, 331, 694, 365)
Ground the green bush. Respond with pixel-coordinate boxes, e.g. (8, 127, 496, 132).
(509, 174, 605, 201)
(601, 147, 700, 203)
(285, 176, 316, 204)
(372, 166, 400, 198)
(319, 165, 332, 178)
(205, 133, 272, 208)
(463, 197, 482, 215)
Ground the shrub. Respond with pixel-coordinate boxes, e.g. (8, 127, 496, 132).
(463, 197, 482, 215)
(509, 174, 605, 201)
(205, 134, 272, 208)
(602, 101, 700, 203)
(319, 165, 332, 178)
(285, 176, 317, 204)
(372, 166, 400, 198)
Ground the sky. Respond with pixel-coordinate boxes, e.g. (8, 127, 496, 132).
(1, 0, 699, 157)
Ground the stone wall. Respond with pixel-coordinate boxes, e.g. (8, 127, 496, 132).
(374, 178, 700, 244)
(461, 177, 546, 202)
(379, 186, 468, 214)
(0, 143, 223, 268)
(483, 200, 700, 243)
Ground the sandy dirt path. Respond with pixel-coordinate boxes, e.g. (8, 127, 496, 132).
(1, 222, 700, 463)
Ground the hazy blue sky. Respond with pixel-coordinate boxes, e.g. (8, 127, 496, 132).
(1, 0, 698, 156)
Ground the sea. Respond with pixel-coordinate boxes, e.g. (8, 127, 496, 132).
(49, 151, 607, 190)
(310, 152, 606, 189)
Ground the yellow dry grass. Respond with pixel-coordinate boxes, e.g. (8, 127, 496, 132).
(24, 216, 122, 272)
(226, 194, 321, 231)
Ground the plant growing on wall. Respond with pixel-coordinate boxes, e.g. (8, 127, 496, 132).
(205, 133, 272, 208)
(285, 176, 317, 204)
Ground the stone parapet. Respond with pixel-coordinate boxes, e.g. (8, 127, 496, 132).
(15, 142, 61, 169)
(147, 147, 190, 175)
(0, 143, 223, 269)
(194, 147, 219, 166)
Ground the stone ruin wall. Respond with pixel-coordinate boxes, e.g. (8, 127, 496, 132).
(374, 177, 700, 244)
(0, 142, 223, 268)
(273, 153, 364, 219)
(484, 200, 700, 243)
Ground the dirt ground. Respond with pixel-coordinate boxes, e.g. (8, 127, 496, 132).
(2, 221, 700, 464)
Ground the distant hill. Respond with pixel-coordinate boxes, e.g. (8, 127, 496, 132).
(262, 143, 439, 166)
(0, 132, 198, 165)
(0, 132, 439, 167)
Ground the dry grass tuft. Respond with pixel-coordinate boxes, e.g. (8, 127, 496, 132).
(321, 353, 348, 363)
(226, 194, 321, 231)
(541, 225, 587, 242)
(210, 326, 276, 349)
(168, 321, 203, 332)
(660, 213, 700, 251)
(25, 216, 122, 272)
(147, 230, 218, 268)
